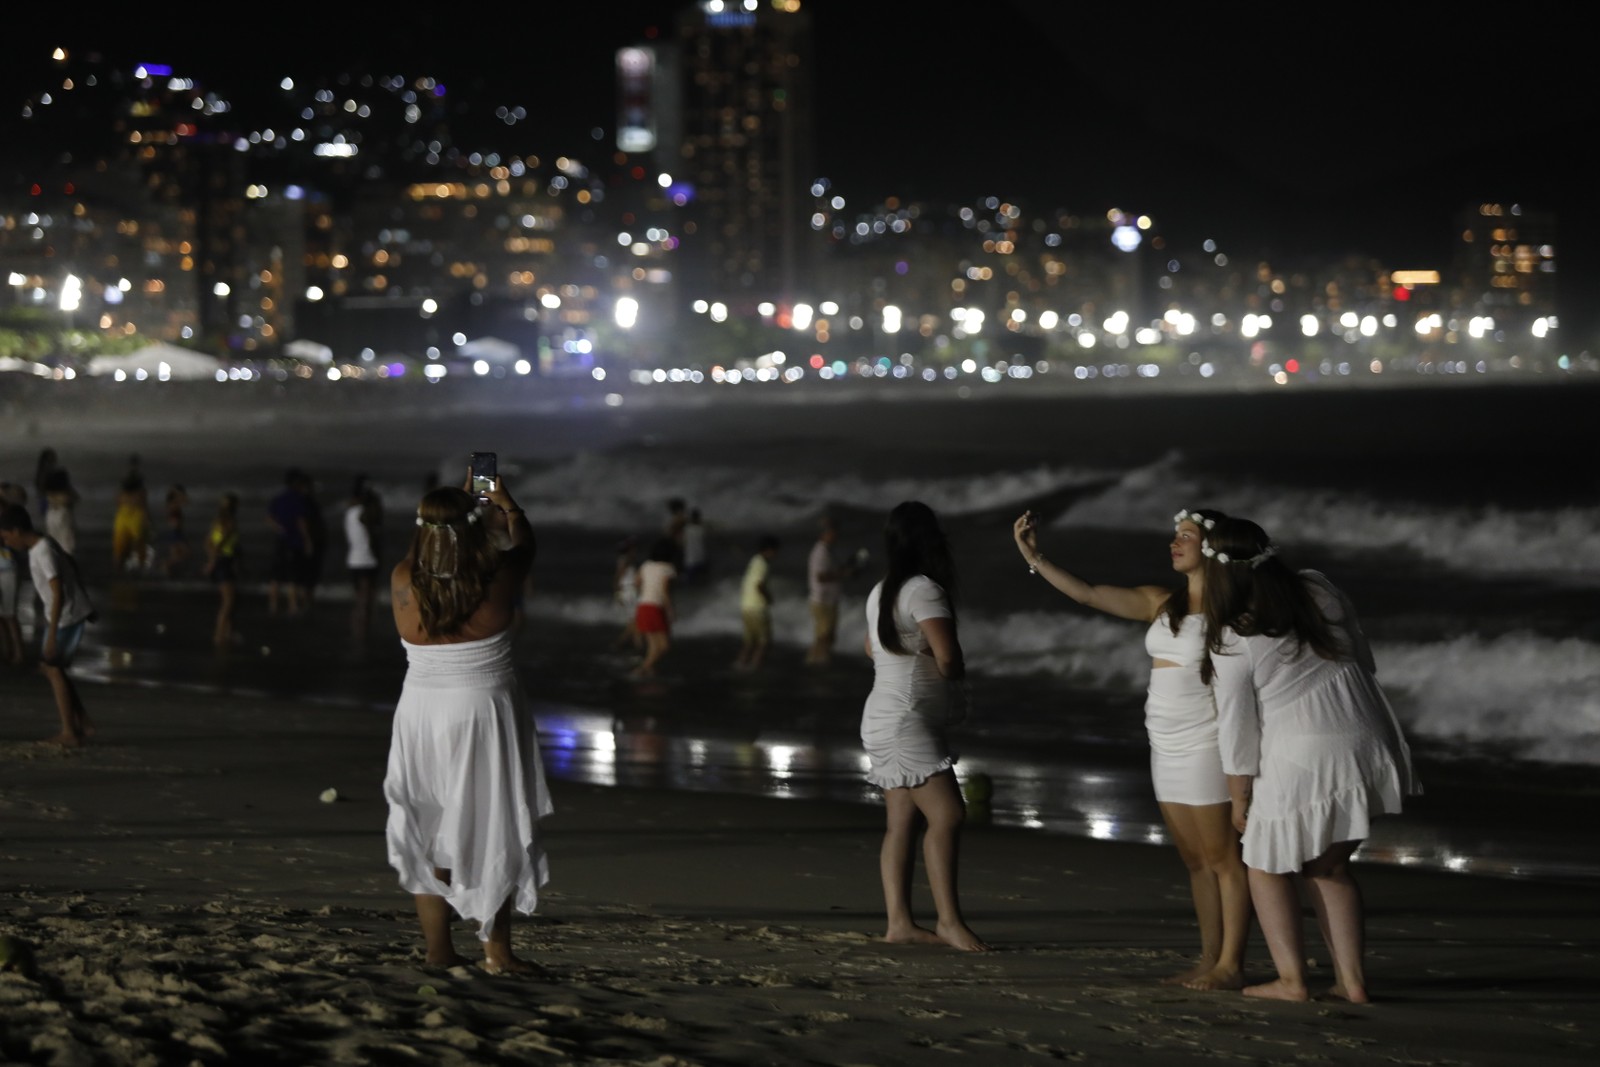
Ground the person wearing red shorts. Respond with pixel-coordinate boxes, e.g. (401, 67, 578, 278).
(631, 537, 677, 678)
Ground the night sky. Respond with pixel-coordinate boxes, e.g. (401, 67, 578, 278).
(3, 2, 1593, 332)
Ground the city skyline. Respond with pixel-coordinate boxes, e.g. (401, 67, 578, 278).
(3, 4, 1590, 271)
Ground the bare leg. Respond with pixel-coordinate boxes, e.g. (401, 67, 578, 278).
(39, 663, 86, 746)
(879, 788, 941, 945)
(909, 771, 988, 952)
(632, 632, 669, 677)
(1243, 867, 1310, 1001)
(416, 867, 470, 967)
(1301, 841, 1369, 1003)
(483, 897, 539, 975)
(214, 583, 236, 648)
(1161, 801, 1249, 989)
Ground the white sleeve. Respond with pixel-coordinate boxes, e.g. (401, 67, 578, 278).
(1211, 629, 1262, 777)
(903, 576, 952, 624)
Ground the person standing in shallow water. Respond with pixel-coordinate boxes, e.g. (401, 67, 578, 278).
(1013, 507, 1250, 990)
(384, 477, 551, 973)
(1201, 516, 1419, 1004)
(861, 501, 986, 952)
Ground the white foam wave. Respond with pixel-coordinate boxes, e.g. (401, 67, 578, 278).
(1054, 454, 1600, 578)
(532, 584, 1600, 764)
(510, 452, 1112, 532)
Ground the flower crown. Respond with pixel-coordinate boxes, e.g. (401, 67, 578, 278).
(1173, 509, 1214, 530)
(416, 510, 481, 528)
(1201, 539, 1277, 568)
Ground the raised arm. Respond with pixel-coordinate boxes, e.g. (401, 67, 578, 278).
(1012, 511, 1165, 622)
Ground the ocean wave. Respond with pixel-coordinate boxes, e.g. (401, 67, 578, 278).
(531, 586, 1600, 765)
(1053, 454, 1600, 578)
(507, 452, 1113, 532)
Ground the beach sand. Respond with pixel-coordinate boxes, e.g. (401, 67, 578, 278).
(3, 673, 1597, 1067)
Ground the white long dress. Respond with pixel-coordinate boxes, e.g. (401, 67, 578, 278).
(1213, 571, 1419, 873)
(384, 629, 553, 938)
(860, 576, 959, 790)
(1144, 614, 1228, 805)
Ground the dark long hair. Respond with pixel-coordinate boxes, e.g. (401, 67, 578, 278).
(876, 501, 957, 654)
(1199, 517, 1345, 682)
(1161, 507, 1227, 634)
(409, 487, 497, 637)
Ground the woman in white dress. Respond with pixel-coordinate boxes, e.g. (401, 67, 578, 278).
(384, 479, 552, 973)
(861, 501, 986, 952)
(1013, 507, 1249, 990)
(1201, 517, 1418, 1003)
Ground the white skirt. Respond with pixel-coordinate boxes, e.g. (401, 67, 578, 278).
(384, 630, 553, 939)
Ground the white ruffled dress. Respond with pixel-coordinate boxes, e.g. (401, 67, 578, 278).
(860, 576, 959, 790)
(1213, 572, 1419, 873)
(384, 629, 553, 938)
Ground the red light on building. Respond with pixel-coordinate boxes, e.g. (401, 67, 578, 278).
(1394, 286, 1411, 301)
(1285, 359, 1300, 373)
(809, 354, 824, 369)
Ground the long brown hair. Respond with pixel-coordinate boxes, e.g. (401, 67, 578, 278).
(1199, 517, 1345, 683)
(1160, 507, 1226, 634)
(409, 487, 498, 636)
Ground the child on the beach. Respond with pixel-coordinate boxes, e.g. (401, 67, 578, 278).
(733, 535, 779, 671)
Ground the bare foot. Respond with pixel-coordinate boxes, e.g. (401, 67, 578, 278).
(1182, 965, 1245, 991)
(882, 921, 944, 947)
(42, 732, 86, 748)
(483, 954, 543, 976)
(935, 919, 991, 953)
(425, 950, 473, 969)
(1243, 977, 1310, 1002)
(1160, 959, 1216, 986)
(1323, 983, 1370, 1004)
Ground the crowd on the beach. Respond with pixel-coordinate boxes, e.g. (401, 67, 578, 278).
(1, 447, 1420, 1008)
(609, 497, 868, 679)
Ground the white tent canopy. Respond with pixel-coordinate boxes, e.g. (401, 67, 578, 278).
(284, 339, 334, 363)
(87, 342, 223, 381)
(458, 336, 522, 363)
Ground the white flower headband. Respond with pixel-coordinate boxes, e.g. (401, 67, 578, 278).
(1173, 509, 1214, 530)
(1201, 539, 1277, 568)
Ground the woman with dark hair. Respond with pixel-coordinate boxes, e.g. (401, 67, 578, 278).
(1013, 507, 1249, 990)
(630, 536, 678, 678)
(1200, 517, 1417, 1003)
(860, 501, 986, 952)
(383, 476, 552, 974)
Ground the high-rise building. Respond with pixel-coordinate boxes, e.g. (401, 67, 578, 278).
(669, 0, 816, 304)
(1454, 202, 1557, 326)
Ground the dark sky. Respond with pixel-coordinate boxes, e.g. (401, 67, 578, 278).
(4, 2, 1594, 315)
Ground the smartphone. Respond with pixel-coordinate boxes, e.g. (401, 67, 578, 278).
(469, 451, 497, 496)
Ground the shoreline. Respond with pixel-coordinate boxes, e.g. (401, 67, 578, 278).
(4, 675, 1598, 1065)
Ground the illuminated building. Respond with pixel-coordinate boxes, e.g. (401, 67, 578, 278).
(669, 0, 816, 302)
(1454, 202, 1557, 326)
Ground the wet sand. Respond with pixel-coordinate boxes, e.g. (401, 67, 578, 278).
(3, 673, 1598, 1066)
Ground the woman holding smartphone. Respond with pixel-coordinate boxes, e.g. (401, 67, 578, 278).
(383, 471, 552, 974)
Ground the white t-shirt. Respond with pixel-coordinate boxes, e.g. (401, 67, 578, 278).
(29, 537, 94, 628)
(637, 560, 676, 606)
(345, 503, 378, 568)
(808, 540, 841, 605)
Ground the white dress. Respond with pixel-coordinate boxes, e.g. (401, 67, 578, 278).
(1213, 572, 1419, 873)
(384, 629, 553, 938)
(1143, 614, 1228, 805)
(861, 576, 959, 789)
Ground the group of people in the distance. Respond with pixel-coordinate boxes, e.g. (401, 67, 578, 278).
(380, 469, 1415, 1003)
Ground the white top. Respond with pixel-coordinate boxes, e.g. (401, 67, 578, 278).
(29, 537, 94, 628)
(683, 522, 707, 567)
(344, 503, 378, 568)
(1212, 571, 1418, 872)
(637, 559, 675, 606)
(808, 540, 840, 605)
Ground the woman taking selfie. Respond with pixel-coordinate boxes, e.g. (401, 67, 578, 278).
(383, 475, 552, 974)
